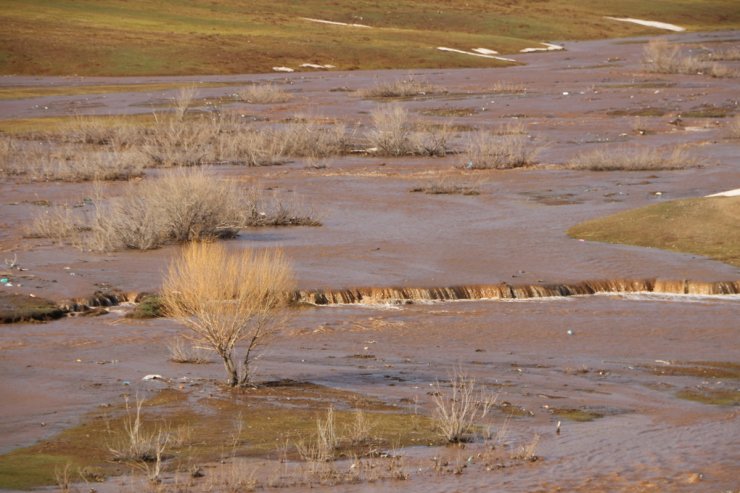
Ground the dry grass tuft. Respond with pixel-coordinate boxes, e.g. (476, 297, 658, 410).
(569, 146, 701, 171)
(360, 77, 440, 99)
(410, 178, 480, 195)
(704, 46, 740, 61)
(368, 104, 412, 156)
(460, 131, 538, 169)
(108, 396, 169, 464)
(490, 121, 528, 135)
(490, 81, 527, 94)
(0, 137, 144, 182)
(368, 105, 451, 156)
(643, 39, 734, 78)
(432, 371, 497, 443)
(237, 84, 293, 104)
(162, 242, 294, 387)
(25, 205, 86, 245)
(167, 337, 212, 364)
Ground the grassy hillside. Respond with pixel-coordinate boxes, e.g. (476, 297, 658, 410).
(568, 196, 740, 267)
(1, 0, 738, 76)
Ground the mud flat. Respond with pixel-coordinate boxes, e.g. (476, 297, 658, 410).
(0, 31, 738, 492)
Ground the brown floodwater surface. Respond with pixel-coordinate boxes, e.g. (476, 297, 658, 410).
(0, 30, 738, 492)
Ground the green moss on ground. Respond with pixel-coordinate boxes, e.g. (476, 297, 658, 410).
(0, 382, 442, 490)
(568, 196, 740, 267)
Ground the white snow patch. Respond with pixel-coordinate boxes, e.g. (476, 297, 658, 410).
(706, 188, 740, 197)
(301, 17, 371, 28)
(437, 47, 516, 62)
(300, 63, 336, 70)
(272, 66, 295, 73)
(472, 48, 499, 55)
(604, 16, 685, 32)
(520, 42, 564, 53)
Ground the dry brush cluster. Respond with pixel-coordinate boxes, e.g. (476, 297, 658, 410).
(27, 168, 319, 252)
(642, 39, 735, 78)
(569, 146, 701, 171)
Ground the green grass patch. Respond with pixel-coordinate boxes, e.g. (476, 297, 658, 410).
(676, 388, 740, 406)
(0, 292, 65, 323)
(125, 295, 164, 319)
(0, 82, 240, 101)
(1, 0, 739, 76)
(550, 408, 604, 422)
(0, 382, 441, 490)
(644, 361, 740, 379)
(568, 196, 740, 267)
(0, 114, 158, 134)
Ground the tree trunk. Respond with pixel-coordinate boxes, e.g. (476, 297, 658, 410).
(221, 352, 238, 387)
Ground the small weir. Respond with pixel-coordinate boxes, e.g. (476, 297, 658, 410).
(293, 279, 740, 305)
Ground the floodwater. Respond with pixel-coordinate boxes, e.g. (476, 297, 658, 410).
(0, 29, 738, 492)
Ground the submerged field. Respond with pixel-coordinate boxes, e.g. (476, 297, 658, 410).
(1, 0, 740, 75)
(0, 20, 739, 493)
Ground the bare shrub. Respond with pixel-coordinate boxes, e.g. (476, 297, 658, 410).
(569, 146, 701, 171)
(460, 131, 538, 169)
(1, 139, 144, 182)
(432, 371, 497, 443)
(142, 112, 348, 167)
(281, 120, 350, 159)
(109, 396, 169, 464)
(368, 104, 412, 156)
(410, 122, 451, 157)
(168, 337, 212, 364)
(88, 168, 246, 251)
(25, 205, 85, 244)
(161, 242, 294, 387)
(360, 77, 439, 98)
(643, 39, 734, 77)
(141, 114, 214, 167)
(237, 84, 293, 104)
(174, 85, 198, 119)
(705, 46, 740, 61)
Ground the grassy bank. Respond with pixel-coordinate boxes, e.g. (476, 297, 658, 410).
(1, 0, 738, 76)
(568, 196, 740, 267)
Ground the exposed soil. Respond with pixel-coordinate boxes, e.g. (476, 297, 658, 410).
(0, 30, 738, 492)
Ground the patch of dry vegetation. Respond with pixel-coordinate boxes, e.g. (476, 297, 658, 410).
(643, 39, 735, 78)
(410, 178, 480, 195)
(237, 84, 293, 103)
(460, 131, 538, 169)
(432, 371, 497, 443)
(88, 169, 247, 251)
(27, 169, 320, 251)
(368, 105, 450, 157)
(489, 81, 527, 94)
(569, 146, 701, 171)
(360, 77, 440, 99)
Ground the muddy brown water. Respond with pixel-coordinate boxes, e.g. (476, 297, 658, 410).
(1, 30, 739, 492)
